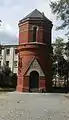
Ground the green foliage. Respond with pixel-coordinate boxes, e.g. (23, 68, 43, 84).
(0, 66, 17, 87)
(2, 66, 11, 75)
(53, 37, 64, 56)
(58, 56, 68, 78)
(52, 37, 64, 79)
(52, 61, 57, 77)
(52, 37, 69, 87)
(50, 0, 69, 35)
(65, 41, 69, 58)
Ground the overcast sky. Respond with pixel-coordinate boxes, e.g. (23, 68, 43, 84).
(0, 0, 67, 45)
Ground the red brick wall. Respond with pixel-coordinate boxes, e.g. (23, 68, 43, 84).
(17, 18, 52, 92)
(19, 20, 47, 44)
(17, 43, 52, 92)
(39, 76, 46, 89)
(19, 22, 29, 44)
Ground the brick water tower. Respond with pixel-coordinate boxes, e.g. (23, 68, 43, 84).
(16, 9, 53, 92)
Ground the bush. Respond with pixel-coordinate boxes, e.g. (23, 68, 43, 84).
(0, 66, 17, 88)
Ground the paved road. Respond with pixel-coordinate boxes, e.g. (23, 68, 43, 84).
(0, 92, 69, 120)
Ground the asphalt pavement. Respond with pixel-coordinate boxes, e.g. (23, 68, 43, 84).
(0, 92, 69, 120)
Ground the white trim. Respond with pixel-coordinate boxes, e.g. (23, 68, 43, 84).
(26, 59, 45, 76)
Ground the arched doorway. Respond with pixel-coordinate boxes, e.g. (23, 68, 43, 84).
(29, 71, 39, 92)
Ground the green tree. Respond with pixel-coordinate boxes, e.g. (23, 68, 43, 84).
(52, 37, 66, 87)
(52, 38, 69, 89)
(65, 41, 69, 60)
(53, 37, 64, 56)
(2, 66, 11, 75)
(50, 0, 69, 35)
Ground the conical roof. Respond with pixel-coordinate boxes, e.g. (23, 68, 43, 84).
(19, 9, 52, 24)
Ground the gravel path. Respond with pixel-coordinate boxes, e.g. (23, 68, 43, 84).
(0, 92, 69, 120)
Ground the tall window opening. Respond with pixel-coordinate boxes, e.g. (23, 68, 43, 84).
(0, 61, 1, 66)
(6, 49, 10, 55)
(6, 61, 9, 67)
(0, 50, 2, 55)
(33, 26, 37, 42)
(14, 48, 17, 54)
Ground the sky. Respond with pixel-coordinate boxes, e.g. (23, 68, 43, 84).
(0, 0, 67, 45)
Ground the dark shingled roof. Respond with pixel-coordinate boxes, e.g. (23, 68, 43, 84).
(19, 9, 52, 24)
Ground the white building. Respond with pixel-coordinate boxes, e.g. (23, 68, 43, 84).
(0, 45, 18, 74)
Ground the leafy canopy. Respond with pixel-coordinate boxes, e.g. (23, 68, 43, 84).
(53, 37, 64, 56)
(50, 0, 69, 36)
